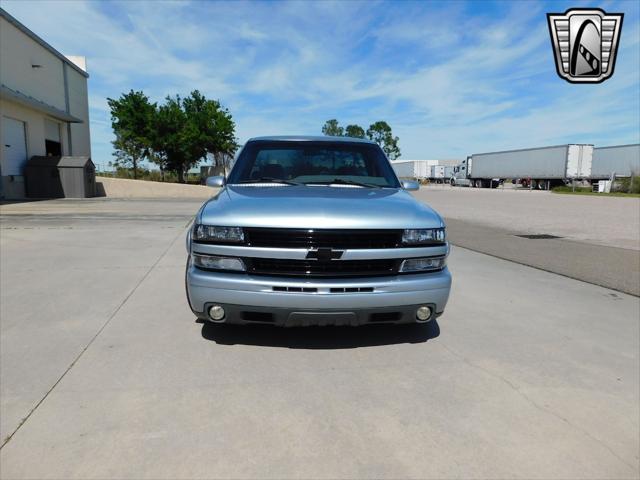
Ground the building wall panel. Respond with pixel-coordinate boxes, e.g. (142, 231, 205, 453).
(0, 18, 66, 111)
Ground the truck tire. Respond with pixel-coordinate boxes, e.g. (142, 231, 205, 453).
(475, 179, 483, 188)
(538, 180, 548, 190)
(450, 179, 455, 186)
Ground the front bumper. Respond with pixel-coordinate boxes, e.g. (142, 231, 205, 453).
(186, 263, 452, 326)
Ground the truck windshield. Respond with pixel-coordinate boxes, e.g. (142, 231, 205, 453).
(227, 141, 401, 188)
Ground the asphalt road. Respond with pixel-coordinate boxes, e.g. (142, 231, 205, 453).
(412, 186, 640, 296)
(413, 185, 640, 251)
(444, 218, 640, 296)
(1, 198, 638, 479)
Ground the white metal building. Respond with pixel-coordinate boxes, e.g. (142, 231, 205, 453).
(0, 8, 91, 199)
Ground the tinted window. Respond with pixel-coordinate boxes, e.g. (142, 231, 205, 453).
(228, 141, 400, 188)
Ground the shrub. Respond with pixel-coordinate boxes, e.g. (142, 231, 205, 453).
(617, 176, 640, 194)
(551, 185, 592, 193)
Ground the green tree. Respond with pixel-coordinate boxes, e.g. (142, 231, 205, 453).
(146, 149, 169, 181)
(107, 90, 156, 179)
(151, 91, 238, 183)
(321, 120, 400, 158)
(152, 95, 196, 184)
(322, 119, 344, 137)
(182, 90, 238, 169)
(344, 124, 365, 139)
(366, 121, 401, 160)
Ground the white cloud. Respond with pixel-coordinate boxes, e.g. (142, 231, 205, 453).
(2, 0, 638, 161)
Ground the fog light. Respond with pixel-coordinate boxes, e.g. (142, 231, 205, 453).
(416, 306, 432, 322)
(209, 305, 226, 322)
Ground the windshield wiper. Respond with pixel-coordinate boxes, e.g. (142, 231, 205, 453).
(306, 178, 382, 188)
(237, 177, 303, 186)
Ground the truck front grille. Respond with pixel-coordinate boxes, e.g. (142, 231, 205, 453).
(244, 228, 402, 249)
(245, 258, 399, 277)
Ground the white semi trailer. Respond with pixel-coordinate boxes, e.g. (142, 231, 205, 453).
(591, 144, 640, 179)
(450, 144, 594, 189)
(392, 160, 459, 182)
(391, 160, 429, 180)
(430, 165, 454, 183)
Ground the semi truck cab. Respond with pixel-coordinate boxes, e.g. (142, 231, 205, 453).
(450, 157, 473, 187)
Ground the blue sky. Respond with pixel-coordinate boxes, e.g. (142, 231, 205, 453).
(3, 0, 639, 165)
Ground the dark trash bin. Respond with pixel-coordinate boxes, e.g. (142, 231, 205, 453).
(25, 156, 96, 198)
(24, 156, 64, 198)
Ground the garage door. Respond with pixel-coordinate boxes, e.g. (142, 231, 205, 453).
(2, 117, 27, 176)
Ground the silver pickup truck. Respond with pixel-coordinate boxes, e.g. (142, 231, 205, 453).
(186, 136, 451, 327)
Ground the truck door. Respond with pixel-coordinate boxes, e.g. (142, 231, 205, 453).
(566, 144, 593, 179)
(580, 145, 594, 178)
(455, 159, 465, 179)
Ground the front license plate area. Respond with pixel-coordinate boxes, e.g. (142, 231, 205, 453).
(286, 311, 358, 327)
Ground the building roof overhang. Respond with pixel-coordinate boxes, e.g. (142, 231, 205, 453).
(0, 84, 84, 123)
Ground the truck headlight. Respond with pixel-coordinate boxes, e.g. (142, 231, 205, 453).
(193, 225, 244, 243)
(399, 256, 446, 273)
(402, 228, 446, 245)
(192, 253, 246, 271)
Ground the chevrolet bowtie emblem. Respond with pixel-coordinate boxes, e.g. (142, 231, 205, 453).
(547, 8, 623, 84)
(306, 248, 344, 261)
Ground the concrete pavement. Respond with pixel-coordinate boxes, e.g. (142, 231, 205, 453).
(444, 218, 640, 296)
(1, 198, 638, 479)
(0, 200, 193, 444)
(412, 186, 640, 296)
(413, 185, 640, 251)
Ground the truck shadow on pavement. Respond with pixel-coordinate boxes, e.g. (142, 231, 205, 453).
(200, 321, 440, 349)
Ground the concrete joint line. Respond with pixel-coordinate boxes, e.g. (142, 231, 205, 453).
(438, 342, 637, 471)
(0, 227, 188, 450)
(449, 242, 639, 298)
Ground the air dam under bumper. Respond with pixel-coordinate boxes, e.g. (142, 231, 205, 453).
(186, 266, 452, 326)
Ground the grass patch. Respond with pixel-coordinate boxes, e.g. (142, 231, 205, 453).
(618, 176, 640, 194)
(551, 186, 640, 198)
(551, 186, 592, 193)
(552, 176, 640, 197)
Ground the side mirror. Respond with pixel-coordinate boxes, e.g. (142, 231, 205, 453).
(206, 176, 226, 188)
(401, 180, 420, 191)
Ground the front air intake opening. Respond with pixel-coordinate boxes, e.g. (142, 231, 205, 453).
(329, 287, 375, 293)
(272, 286, 318, 293)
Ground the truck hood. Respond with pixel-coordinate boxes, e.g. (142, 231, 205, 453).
(198, 186, 444, 229)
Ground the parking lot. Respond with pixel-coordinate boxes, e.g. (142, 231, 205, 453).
(414, 185, 640, 250)
(1, 193, 639, 479)
(415, 186, 640, 296)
